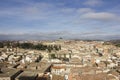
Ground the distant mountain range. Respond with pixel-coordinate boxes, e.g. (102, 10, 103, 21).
(0, 33, 120, 41)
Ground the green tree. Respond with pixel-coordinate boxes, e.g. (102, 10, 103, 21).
(51, 54, 56, 59)
(0, 42, 3, 48)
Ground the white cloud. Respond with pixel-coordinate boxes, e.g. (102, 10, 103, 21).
(0, 2, 56, 21)
(81, 12, 117, 21)
(77, 8, 94, 13)
(84, 0, 103, 6)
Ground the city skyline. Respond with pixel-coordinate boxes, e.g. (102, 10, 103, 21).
(0, 0, 120, 40)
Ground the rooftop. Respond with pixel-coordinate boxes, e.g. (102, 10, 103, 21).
(0, 68, 21, 77)
(15, 71, 38, 80)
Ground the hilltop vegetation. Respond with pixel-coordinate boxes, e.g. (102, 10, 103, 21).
(107, 40, 120, 47)
(0, 41, 61, 52)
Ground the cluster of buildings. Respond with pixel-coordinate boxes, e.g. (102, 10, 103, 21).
(0, 47, 51, 80)
(0, 40, 120, 80)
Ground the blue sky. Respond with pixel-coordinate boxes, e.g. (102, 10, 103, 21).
(0, 0, 120, 40)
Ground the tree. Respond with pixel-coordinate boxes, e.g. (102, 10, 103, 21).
(20, 43, 33, 49)
(59, 37, 63, 39)
(51, 54, 56, 59)
(0, 42, 3, 48)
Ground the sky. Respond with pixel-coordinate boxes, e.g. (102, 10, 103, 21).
(0, 0, 120, 40)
